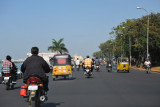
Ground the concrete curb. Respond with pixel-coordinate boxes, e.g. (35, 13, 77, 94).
(131, 66, 160, 73)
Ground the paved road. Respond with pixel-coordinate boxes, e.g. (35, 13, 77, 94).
(0, 66, 160, 107)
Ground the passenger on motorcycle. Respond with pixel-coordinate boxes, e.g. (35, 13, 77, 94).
(21, 47, 50, 92)
(83, 56, 93, 71)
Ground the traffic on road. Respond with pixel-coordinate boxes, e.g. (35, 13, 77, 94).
(0, 54, 160, 107)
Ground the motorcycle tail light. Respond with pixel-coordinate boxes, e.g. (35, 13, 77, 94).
(4, 73, 9, 76)
(27, 77, 41, 85)
(28, 77, 40, 84)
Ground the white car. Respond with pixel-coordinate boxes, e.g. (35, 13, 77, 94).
(17, 70, 23, 79)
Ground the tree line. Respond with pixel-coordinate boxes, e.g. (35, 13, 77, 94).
(93, 13, 160, 67)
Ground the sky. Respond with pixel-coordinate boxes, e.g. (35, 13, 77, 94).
(0, 0, 160, 59)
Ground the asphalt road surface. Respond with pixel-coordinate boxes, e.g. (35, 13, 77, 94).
(0, 65, 160, 107)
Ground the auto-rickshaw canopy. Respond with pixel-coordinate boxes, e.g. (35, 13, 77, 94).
(52, 54, 71, 66)
(119, 57, 129, 63)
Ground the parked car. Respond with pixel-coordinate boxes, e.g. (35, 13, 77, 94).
(17, 70, 23, 79)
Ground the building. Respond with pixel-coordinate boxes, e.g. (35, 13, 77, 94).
(27, 52, 58, 64)
(72, 54, 83, 61)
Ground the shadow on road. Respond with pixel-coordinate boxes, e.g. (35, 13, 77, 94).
(117, 71, 130, 73)
(42, 102, 64, 107)
(6, 86, 21, 90)
(85, 76, 94, 79)
(13, 86, 21, 90)
(54, 77, 76, 81)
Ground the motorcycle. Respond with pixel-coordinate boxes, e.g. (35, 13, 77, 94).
(21, 77, 47, 107)
(146, 64, 150, 74)
(108, 64, 112, 72)
(95, 64, 100, 72)
(76, 65, 80, 71)
(3, 73, 16, 90)
(84, 67, 92, 78)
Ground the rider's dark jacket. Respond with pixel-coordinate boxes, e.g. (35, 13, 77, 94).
(21, 55, 50, 82)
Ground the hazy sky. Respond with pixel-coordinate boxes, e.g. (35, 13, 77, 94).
(0, 0, 160, 59)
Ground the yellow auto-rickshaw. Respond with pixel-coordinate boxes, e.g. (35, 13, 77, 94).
(117, 57, 129, 72)
(51, 54, 72, 80)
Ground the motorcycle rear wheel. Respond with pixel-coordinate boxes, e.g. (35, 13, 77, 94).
(29, 98, 40, 107)
(11, 84, 14, 89)
(5, 84, 9, 90)
(97, 69, 99, 72)
(146, 68, 150, 74)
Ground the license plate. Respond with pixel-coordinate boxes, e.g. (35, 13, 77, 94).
(28, 85, 38, 90)
(86, 69, 89, 71)
(4, 77, 9, 80)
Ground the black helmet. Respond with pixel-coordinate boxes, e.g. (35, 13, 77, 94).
(31, 47, 39, 55)
(6, 55, 11, 60)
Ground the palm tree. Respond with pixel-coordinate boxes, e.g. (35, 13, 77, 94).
(48, 38, 68, 54)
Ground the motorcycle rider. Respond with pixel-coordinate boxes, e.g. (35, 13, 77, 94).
(2, 55, 12, 74)
(107, 58, 112, 68)
(75, 58, 80, 70)
(83, 56, 93, 71)
(94, 57, 100, 65)
(71, 59, 75, 70)
(144, 58, 151, 68)
(2, 56, 17, 82)
(21, 47, 50, 92)
(2, 56, 12, 82)
(94, 57, 100, 69)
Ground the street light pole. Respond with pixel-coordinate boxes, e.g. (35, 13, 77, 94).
(129, 35, 131, 67)
(121, 34, 123, 57)
(137, 6, 149, 59)
(122, 27, 132, 67)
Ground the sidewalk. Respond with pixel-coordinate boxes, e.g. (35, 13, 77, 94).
(131, 66, 160, 73)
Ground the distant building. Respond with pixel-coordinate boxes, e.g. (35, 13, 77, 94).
(73, 54, 83, 61)
(27, 52, 58, 64)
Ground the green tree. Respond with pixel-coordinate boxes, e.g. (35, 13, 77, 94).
(93, 13, 160, 66)
(48, 38, 68, 54)
(93, 51, 104, 58)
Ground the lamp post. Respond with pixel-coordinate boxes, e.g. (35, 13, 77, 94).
(122, 27, 132, 67)
(137, 6, 149, 59)
(122, 27, 131, 66)
(121, 34, 123, 57)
